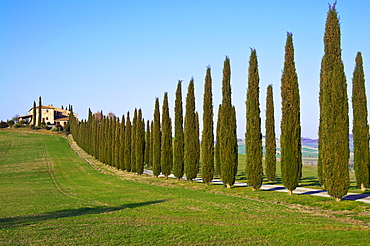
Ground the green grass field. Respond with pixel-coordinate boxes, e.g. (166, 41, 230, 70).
(1, 130, 370, 245)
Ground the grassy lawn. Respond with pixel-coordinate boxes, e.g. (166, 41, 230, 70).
(1, 130, 370, 245)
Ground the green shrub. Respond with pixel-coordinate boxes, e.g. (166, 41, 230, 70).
(0, 121, 9, 128)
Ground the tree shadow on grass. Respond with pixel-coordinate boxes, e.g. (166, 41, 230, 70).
(0, 199, 169, 229)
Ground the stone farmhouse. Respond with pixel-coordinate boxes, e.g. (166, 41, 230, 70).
(19, 105, 78, 126)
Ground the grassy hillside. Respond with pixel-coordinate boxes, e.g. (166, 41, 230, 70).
(1, 130, 370, 245)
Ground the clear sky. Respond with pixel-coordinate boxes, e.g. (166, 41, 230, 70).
(1, 0, 369, 138)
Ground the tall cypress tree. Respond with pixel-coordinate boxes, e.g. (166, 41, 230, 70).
(161, 93, 173, 178)
(319, 3, 349, 201)
(149, 120, 154, 168)
(184, 78, 199, 181)
(124, 112, 132, 172)
(120, 115, 125, 170)
(131, 109, 138, 173)
(265, 85, 276, 183)
(32, 101, 36, 126)
(352, 52, 369, 191)
(245, 49, 263, 190)
(136, 109, 145, 175)
(173, 81, 185, 180)
(152, 98, 162, 177)
(280, 32, 302, 195)
(219, 57, 238, 188)
(202, 66, 214, 185)
(38, 96, 42, 126)
(215, 104, 222, 177)
(114, 117, 120, 169)
(145, 120, 150, 167)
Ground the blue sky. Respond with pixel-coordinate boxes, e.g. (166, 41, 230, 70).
(1, 0, 369, 138)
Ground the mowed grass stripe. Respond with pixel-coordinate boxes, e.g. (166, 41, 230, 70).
(0, 131, 369, 245)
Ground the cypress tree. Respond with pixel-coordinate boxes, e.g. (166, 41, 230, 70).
(173, 81, 185, 180)
(145, 120, 150, 167)
(161, 93, 173, 178)
(38, 96, 42, 126)
(149, 120, 154, 168)
(184, 78, 199, 181)
(114, 117, 120, 169)
(124, 112, 132, 172)
(202, 66, 214, 185)
(120, 115, 125, 170)
(32, 101, 36, 126)
(136, 109, 145, 175)
(245, 49, 263, 190)
(319, 3, 350, 201)
(352, 52, 369, 191)
(219, 57, 238, 188)
(280, 32, 302, 195)
(265, 85, 276, 182)
(215, 104, 222, 177)
(152, 98, 162, 177)
(131, 109, 138, 173)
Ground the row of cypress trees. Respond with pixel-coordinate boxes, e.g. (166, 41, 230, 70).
(70, 2, 369, 201)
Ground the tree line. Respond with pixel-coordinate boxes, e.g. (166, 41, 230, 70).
(69, 3, 369, 201)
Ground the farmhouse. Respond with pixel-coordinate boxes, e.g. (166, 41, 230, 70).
(19, 105, 77, 126)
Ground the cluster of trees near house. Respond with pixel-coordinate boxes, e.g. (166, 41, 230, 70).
(69, 3, 369, 202)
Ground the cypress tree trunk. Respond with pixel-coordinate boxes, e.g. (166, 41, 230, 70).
(202, 66, 214, 185)
(265, 85, 276, 183)
(245, 49, 263, 190)
(120, 115, 125, 171)
(124, 112, 132, 172)
(144, 120, 150, 167)
(319, 3, 350, 201)
(161, 93, 173, 178)
(131, 109, 137, 173)
(219, 57, 238, 188)
(352, 52, 369, 191)
(38, 96, 42, 126)
(214, 105, 222, 178)
(184, 78, 199, 181)
(173, 81, 185, 180)
(280, 32, 302, 195)
(152, 98, 162, 177)
(136, 109, 145, 175)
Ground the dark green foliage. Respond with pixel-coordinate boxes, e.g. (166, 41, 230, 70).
(215, 105, 221, 177)
(219, 57, 238, 188)
(265, 85, 276, 182)
(145, 120, 150, 166)
(38, 96, 42, 126)
(280, 33, 302, 195)
(124, 112, 132, 172)
(32, 101, 36, 126)
(184, 78, 199, 181)
(202, 67, 214, 185)
(136, 109, 145, 175)
(173, 81, 184, 180)
(152, 98, 161, 177)
(245, 49, 263, 190)
(119, 116, 125, 170)
(319, 3, 349, 201)
(352, 52, 369, 190)
(149, 120, 154, 168)
(161, 93, 173, 178)
(131, 109, 138, 173)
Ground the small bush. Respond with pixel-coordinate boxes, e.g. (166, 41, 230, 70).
(0, 121, 9, 128)
(13, 123, 22, 128)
